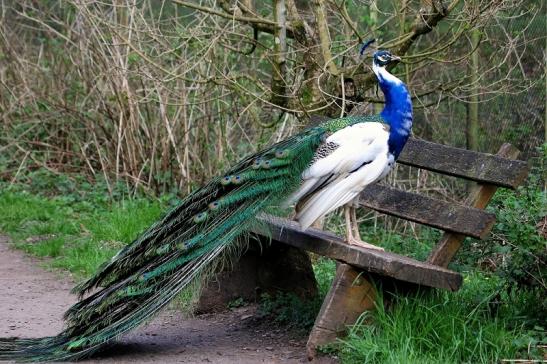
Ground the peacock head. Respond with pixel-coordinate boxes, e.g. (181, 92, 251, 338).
(372, 50, 401, 68)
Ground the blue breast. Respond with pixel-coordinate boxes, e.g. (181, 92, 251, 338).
(378, 76, 413, 159)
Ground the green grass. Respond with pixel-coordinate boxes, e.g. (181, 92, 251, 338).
(259, 258, 544, 363)
(334, 273, 544, 363)
(338, 274, 545, 363)
(324, 211, 442, 261)
(0, 189, 163, 280)
(313, 256, 337, 297)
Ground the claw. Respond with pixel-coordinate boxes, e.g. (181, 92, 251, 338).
(345, 237, 385, 251)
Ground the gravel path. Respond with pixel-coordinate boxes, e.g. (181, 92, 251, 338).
(0, 236, 338, 363)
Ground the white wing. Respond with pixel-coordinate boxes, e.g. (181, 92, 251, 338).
(291, 122, 393, 229)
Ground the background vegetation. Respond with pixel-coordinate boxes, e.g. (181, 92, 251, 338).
(0, 0, 545, 363)
(1, 0, 544, 192)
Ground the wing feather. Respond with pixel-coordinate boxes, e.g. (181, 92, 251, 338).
(291, 122, 392, 229)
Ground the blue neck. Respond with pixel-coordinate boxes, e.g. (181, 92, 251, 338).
(377, 71, 413, 159)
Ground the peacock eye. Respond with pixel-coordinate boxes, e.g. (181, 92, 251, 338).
(208, 201, 221, 210)
(193, 211, 208, 223)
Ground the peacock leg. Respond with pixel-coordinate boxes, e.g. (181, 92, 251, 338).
(350, 205, 361, 240)
(344, 202, 384, 251)
(344, 205, 354, 240)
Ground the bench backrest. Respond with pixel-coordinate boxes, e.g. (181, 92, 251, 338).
(361, 138, 528, 267)
(255, 138, 528, 291)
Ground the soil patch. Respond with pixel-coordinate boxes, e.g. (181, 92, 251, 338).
(0, 236, 338, 363)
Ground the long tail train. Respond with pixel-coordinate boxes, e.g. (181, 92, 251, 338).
(0, 127, 326, 362)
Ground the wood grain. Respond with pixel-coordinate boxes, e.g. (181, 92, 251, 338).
(253, 215, 463, 291)
(360, 184, 496, 239)
(399, 138, 529, 188)
(306, 264, 376, 359)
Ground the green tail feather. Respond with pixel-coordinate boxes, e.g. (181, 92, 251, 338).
(0, 116, 374, 362)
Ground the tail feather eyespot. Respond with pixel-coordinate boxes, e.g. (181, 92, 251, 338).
(220, 176, 232, 185)
(150, 244, 171, 257)
(275, 149, 289, 159)
(208, 201, 221, 211)
(231, 175, 242, 184)
(260, 160, 272, 169)
(193, 212, 208, 223)
(252, 158, 262, 169)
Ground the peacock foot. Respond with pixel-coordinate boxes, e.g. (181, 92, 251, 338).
(345, 237, 385, 251)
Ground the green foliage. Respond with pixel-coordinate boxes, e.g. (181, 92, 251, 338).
(361, 226, 440, 261)
(227, 297, 246, 309)
(334, 273, 544, 364)
(313, 257, 336, 297)
(486, 185, 545, 287)
(309, 257, 544, 363)
(6, 169, 138, 205)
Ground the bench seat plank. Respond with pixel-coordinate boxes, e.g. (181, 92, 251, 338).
(252, 216, 463, 291)
(399, 138, 528, 188)
(360, 184, 496, 239)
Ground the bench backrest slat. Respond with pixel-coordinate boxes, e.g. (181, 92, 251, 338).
(360, 184, 496, 239)
(399, 139, 529, 188)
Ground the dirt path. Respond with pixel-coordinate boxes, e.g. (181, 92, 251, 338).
(0, 236, 338, 363)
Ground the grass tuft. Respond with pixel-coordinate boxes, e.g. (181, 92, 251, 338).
(334, 272, 544, 363)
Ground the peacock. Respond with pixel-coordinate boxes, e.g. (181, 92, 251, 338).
(0, 45, 412, 362)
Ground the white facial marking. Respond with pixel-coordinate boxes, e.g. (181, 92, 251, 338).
(373, 63, 402, 86)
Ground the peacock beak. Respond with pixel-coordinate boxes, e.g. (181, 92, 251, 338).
(390, 55, 401, 63)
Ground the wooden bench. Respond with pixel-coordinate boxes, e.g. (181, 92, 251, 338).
(198, 137, 529, 358)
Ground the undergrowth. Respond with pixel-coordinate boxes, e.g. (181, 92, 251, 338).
(333, 273, 545, 363)
(459, 145, 546, 292)
(259, 292, 321, 330)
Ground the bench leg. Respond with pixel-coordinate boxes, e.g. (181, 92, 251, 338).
(306, 263, 377, 360)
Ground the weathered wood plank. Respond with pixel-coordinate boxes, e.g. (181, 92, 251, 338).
(399, 138, 529, 188)
(360, 184, 496, 239)
(306, 264, 376, 360)
(253, 215, 463, 291)
(427, 143, 522, 267)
